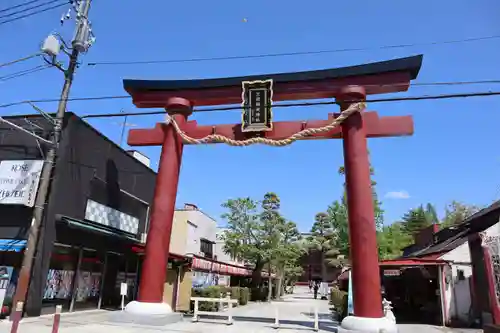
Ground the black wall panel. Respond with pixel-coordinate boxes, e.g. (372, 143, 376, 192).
(0, 113, 156, 316)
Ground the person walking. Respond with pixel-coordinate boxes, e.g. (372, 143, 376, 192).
(313, 281, 319, 299)
(309, 280, 313, 293)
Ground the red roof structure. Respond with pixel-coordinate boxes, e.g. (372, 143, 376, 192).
(338, 254, 448, 280)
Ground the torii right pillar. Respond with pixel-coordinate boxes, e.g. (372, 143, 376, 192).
(338, 86, 395, 333)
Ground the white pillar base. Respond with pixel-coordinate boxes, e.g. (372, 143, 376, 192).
(109, 301, 182, 326)
(124, 301, 173, 315)
(339, 316, 397, 333)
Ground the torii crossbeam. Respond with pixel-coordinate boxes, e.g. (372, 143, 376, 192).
(123, 55, 423, 333)
(128, 112, 413, 145)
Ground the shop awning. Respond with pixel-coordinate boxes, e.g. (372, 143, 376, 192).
(0, 239, 27, 252)
(192, 256, 252, 276)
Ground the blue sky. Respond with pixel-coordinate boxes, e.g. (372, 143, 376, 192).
(0, 0, 499, 232)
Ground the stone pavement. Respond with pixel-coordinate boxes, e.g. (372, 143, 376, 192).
(0, 287, 483, 333)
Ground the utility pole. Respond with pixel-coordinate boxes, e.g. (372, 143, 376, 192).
(12, 0, 95, 314)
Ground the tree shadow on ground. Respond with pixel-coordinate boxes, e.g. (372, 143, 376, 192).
(301, 311, 334, 321)
(185, 314, 339, 332)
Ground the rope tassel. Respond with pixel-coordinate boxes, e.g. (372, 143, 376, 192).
(165, 102, 366, 146)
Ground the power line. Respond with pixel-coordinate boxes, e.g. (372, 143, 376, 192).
(1, 80, 500, 110)
(0, 52, 40, 68)
(0, 1, 67, 26)
(413, 80, 500, 87)
(0, 64, 51, 81)
(0, 0, 65, 19)
(0, 116, 53, 144)
(74, 90, 500, 119)
(87, 34, 500, 66)
(0, 0, 45, 13)
(0, 94, 128, 109)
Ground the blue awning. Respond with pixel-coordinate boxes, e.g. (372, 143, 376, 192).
(0, 239, 27, 252)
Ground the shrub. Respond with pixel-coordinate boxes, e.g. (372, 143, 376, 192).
(239, 287, 250, 305)
(229, 287, 240, 306)
(191, 286, 251, 312)
(191, 285, 226, 312)
(330, 288, 348, 321)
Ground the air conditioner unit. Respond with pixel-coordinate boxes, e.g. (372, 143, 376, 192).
(140, 233, 148, 243)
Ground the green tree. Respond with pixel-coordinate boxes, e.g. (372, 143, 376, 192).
(306, 212, 338, 281)
(220, 197, 265, 287)
(282, 264, 304, 293)
(274, 220, 303, 298)
(221, 193, 299, 300)
(441, 201, 481, 228)
(326, 200, 349, 259)
(401, 204, 438, 236)
(377, 222, 413, 259)
(424, 203, 439, 225)
(259, 192, 283, 301)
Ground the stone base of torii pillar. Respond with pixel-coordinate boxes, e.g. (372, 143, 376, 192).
(339, 299, 398, 333)
(109, 301, 183, 326)
(338, 316, 398, 333)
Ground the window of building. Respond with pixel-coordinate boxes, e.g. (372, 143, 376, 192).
(187, 221, 198, 255)
(42, 245, 79, 310)
(200, 239, 214, 259)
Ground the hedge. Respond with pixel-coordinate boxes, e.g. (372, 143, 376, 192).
(191, 286, 250, 312)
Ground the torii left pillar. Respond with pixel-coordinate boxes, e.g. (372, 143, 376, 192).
(124, 97, 191, 319)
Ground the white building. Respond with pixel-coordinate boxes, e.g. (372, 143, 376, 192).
(338, 212, 495, 327)
(172, 203, 251, 288)
(174, 203, 218, 258)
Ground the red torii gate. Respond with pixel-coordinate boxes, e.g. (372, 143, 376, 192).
(123, 55, 422, 332)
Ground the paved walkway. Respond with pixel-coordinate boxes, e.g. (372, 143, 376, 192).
(0, 287, 483, 333)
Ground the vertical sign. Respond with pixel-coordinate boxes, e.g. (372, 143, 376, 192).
(241, 79, 273, 132)
(347, 270, 354, 315)
(120, 282, 127, 311)
(0, 160, 44, 207)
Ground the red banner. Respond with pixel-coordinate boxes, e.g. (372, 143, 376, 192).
(191, 257, 251, 276)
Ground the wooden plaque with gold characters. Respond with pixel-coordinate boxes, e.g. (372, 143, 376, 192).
(241, 79, 273, 132)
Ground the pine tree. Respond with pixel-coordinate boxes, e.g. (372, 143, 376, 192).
(401, 205, 433, 235)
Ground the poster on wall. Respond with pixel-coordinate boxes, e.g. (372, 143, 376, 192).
(76, 271, 101, 301)
(192, 271, 224, 289)
(5, 269, 17, 305)
(217, 275, 230, 287)
(0, 266, 13, 308)
(43, 270, 75, 300)
(0, 160, 44, 207)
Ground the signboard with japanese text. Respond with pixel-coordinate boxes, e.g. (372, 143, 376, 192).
(383, 269, 401, 276)
(0, 266, 13, 309)
(241, 79, 273, 132)
(0, 160, 44, 207)
(120, 282, 128, 296)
